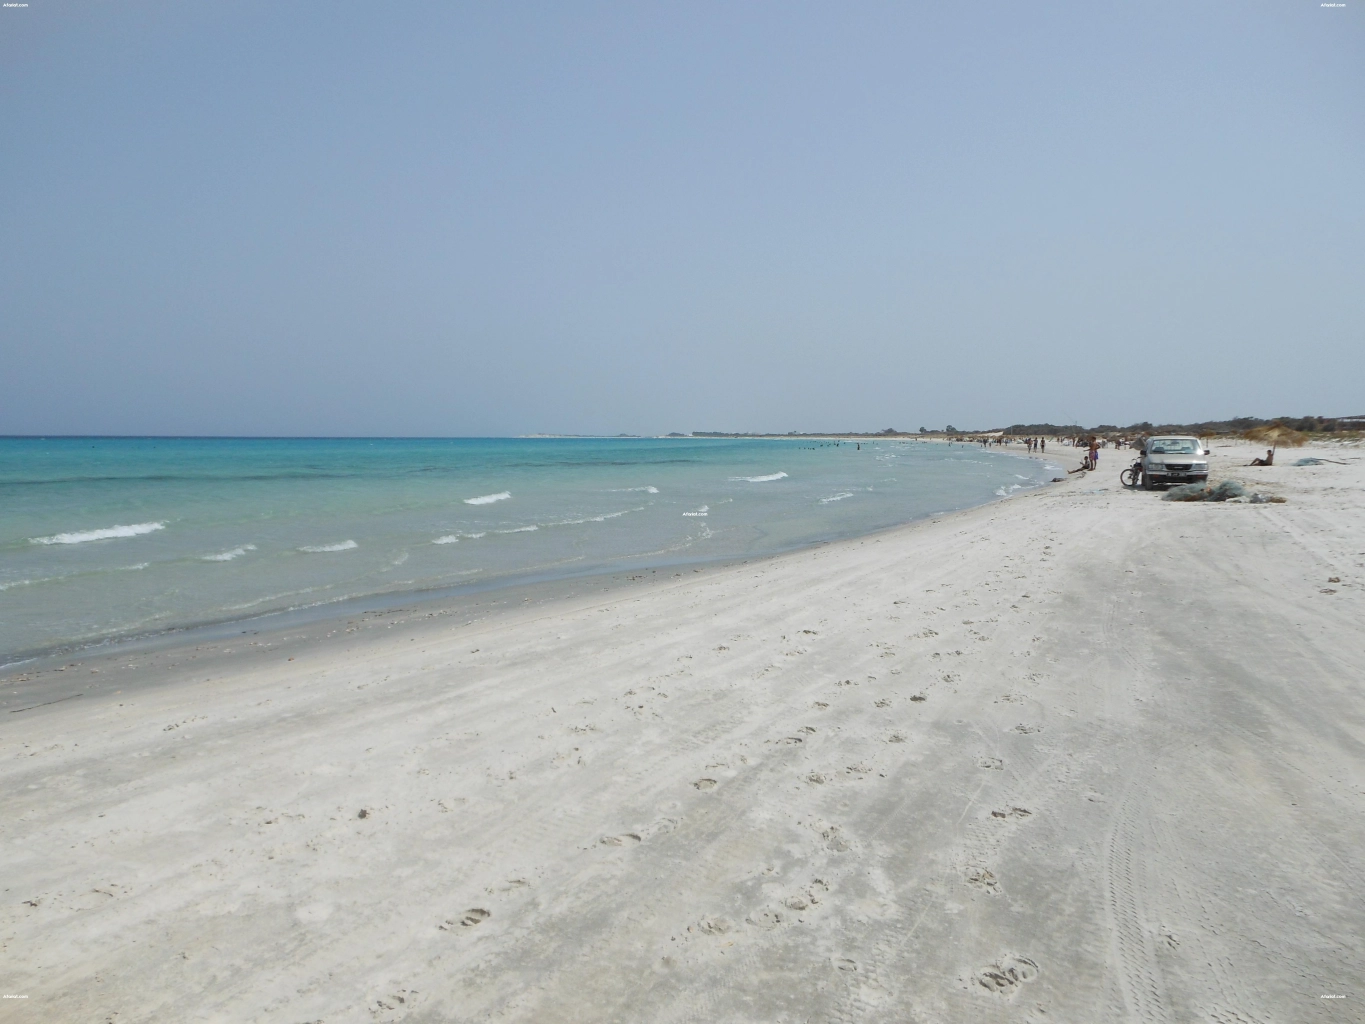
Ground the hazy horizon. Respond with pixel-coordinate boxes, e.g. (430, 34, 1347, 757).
(3, 3, 1361, 437)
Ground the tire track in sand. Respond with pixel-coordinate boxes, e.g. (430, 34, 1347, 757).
(1104, 778, 1171, 1023)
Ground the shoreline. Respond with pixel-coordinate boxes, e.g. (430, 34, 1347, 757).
(3, 441, 1361, 1021)
(0, 480, 1057, 712)
(2, 441, 1065, 686)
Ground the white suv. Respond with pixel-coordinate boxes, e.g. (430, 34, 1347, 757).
(1142, 436, 1210, 490)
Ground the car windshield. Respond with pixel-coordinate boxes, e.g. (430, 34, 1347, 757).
(1148, 439, 1200, 455)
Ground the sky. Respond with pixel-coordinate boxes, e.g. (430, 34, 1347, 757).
(2, 1, 1362, 436)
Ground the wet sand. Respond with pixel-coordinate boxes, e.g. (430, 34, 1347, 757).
(2, 442, 1362, 1022)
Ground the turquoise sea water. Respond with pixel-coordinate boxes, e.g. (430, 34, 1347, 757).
(0, 437, 1060, 662)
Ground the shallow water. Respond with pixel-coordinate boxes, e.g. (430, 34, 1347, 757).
(0, 436, 1059, 660)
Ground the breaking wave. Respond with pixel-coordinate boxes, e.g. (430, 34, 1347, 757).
(556, 508, 637, 525)
(464, 491, 511, 505)
(819, 492, 854, 503)
(729, 472, 787, 483)
(299, 540, 358, 552)
(203, 544, 257, 562)
(610, 486, 659, 494)
(30, 522, 165, 545)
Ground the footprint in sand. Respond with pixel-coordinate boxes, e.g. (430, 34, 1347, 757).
(746, 908, 785, 929)
(991, 806, 1032, 820)
(835, 958, 858, 972)
(965, 867, 1002, 895)
(440, 908, 491, 929)
(909, 693, 927, 702)
(600, 833, 643, 846)
(976, 955, 1039, 996)
(816, 822, 852, 852)
(977, 756, 1003, 770)
(692, 779, 718, 790)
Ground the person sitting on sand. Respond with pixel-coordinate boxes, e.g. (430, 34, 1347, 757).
(1250, 449, 1274, 467)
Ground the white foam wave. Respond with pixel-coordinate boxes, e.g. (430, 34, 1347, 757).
(994, 484, 1024, 497)
(433, 535, 460, 545)
(819, 492, 854, 504)
(558, 508, 637, 526)
(30, 521, 165, 545)
(610, 486, 659, 494)
(464, 491, 511, 505)
(299, 540, 358, 552)
(496, 525, 538, 534)
(729, 472, 787, 483)
(203, 544, 257, 562)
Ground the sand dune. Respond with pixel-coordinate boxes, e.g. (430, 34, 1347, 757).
(2, 443, 1362, 1022)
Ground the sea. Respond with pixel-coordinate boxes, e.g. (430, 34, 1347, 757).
(0, 436, 1061, 665)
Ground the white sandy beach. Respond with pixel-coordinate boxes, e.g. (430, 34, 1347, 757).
(2, 442, 1362, 1023)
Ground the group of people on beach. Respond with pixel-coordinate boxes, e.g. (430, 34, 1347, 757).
(972, 435, 1046, 451)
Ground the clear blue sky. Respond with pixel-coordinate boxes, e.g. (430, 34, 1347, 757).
(2, 2, 1361, 435)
